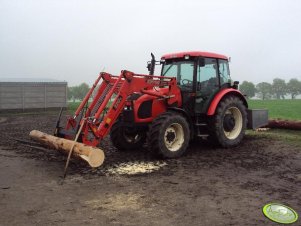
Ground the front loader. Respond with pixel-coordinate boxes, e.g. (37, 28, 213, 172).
(30, 51, 268, 168)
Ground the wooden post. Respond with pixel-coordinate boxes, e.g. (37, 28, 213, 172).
(29, 130, 105, 167)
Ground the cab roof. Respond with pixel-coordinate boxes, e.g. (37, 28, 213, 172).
(161, 51, 228, 60)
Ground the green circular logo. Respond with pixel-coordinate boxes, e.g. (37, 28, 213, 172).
(263, 203, 298, 224)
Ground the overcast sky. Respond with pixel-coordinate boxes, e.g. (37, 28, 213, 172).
(1, 0, 301, 86)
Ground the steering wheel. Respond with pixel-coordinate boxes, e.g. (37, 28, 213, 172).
(181, 79, 193, 85)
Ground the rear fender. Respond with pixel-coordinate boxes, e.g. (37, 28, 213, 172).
(207, 89, 248, 116)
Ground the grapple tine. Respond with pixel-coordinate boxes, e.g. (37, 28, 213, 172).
(54, 107, 64, 136)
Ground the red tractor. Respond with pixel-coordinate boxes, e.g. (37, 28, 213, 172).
(31, 51, 268, 167)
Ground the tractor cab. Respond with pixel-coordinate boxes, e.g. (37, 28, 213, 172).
(157, 52, 233, 114)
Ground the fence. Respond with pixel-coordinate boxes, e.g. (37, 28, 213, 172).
(0, 81, 67, 111)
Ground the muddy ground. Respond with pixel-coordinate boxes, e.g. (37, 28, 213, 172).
(0, 113, 300, 226)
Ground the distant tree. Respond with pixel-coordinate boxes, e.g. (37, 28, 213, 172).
(256, 82, 272, 100)
(272, 78, 286, 99)
(239, 81, 256, 98)
(73, 83, 90, 100)
(287, 78, 301, 99)
(67, 83, 90, 101)
(67, 86, 75, 102)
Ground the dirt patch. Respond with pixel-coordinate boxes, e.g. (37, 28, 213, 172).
(0, 117, 7, 123)
(0, 114, 300, 225)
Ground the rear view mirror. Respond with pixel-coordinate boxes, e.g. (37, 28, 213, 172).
(147, 62, 152, 72)
(199, 58, 205, 67)
(233, 81, 239, 89)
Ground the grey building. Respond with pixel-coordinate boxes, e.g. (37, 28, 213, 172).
(0, 78, 67, 111)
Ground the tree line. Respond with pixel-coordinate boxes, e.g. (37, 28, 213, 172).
(239, 78, 301, 100)
(68, 78, 301, 101)
(67, 83, 90, 102)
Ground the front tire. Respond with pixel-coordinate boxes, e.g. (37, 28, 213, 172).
(147, 112, 190, 158)
(110, 122, 146, 151)
(210, 96, 247, 147)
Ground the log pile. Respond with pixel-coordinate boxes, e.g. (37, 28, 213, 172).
(267, 119, 301, 130)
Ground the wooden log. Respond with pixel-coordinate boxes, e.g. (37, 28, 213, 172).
(267, 119, 301, 130)
(29, 130, 105, 167)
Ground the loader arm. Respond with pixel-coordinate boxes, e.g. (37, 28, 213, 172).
(61, 70, 181, 147)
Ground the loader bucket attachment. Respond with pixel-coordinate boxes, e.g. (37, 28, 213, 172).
(29, 71, 124, 167)
(28, 72, 113, 168)
(54, 72, 122, 146)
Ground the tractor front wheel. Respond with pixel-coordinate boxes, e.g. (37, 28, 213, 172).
(110, 122, 146, 151)
(148, 112, 190, 158)
(210, 96, 247, 147)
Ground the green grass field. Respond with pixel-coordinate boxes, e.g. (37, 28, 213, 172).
(68, 102, 81, 113)
(68, 99, 301, 121)
(247, 99, 301, 121)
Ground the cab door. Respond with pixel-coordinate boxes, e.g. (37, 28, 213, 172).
(195, 58, 220, 113)
(177, 61, 196, 115)
(161, 60, 196, 115)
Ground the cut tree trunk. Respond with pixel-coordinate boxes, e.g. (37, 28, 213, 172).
(29, 130, 105, 167)
(267, 120, 301, 130)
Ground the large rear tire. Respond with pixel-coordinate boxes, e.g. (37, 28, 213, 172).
(147, 112, 190, 158)
(110, 122, 146, 151)
(210, 96, 247, 147)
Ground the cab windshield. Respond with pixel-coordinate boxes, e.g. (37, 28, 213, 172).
(162, 61, 194, 90)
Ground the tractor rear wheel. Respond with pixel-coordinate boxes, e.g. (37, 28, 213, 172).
(210, 96, 247, 147)
(147, 112, 190, 158)
(110, 122, 146, 151)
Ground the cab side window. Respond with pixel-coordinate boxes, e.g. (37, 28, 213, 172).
(179, 62, 194, 82)
(162, 61, 194, 91)
(218, 59, 230, 85)
(197, 58, 218, 91)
